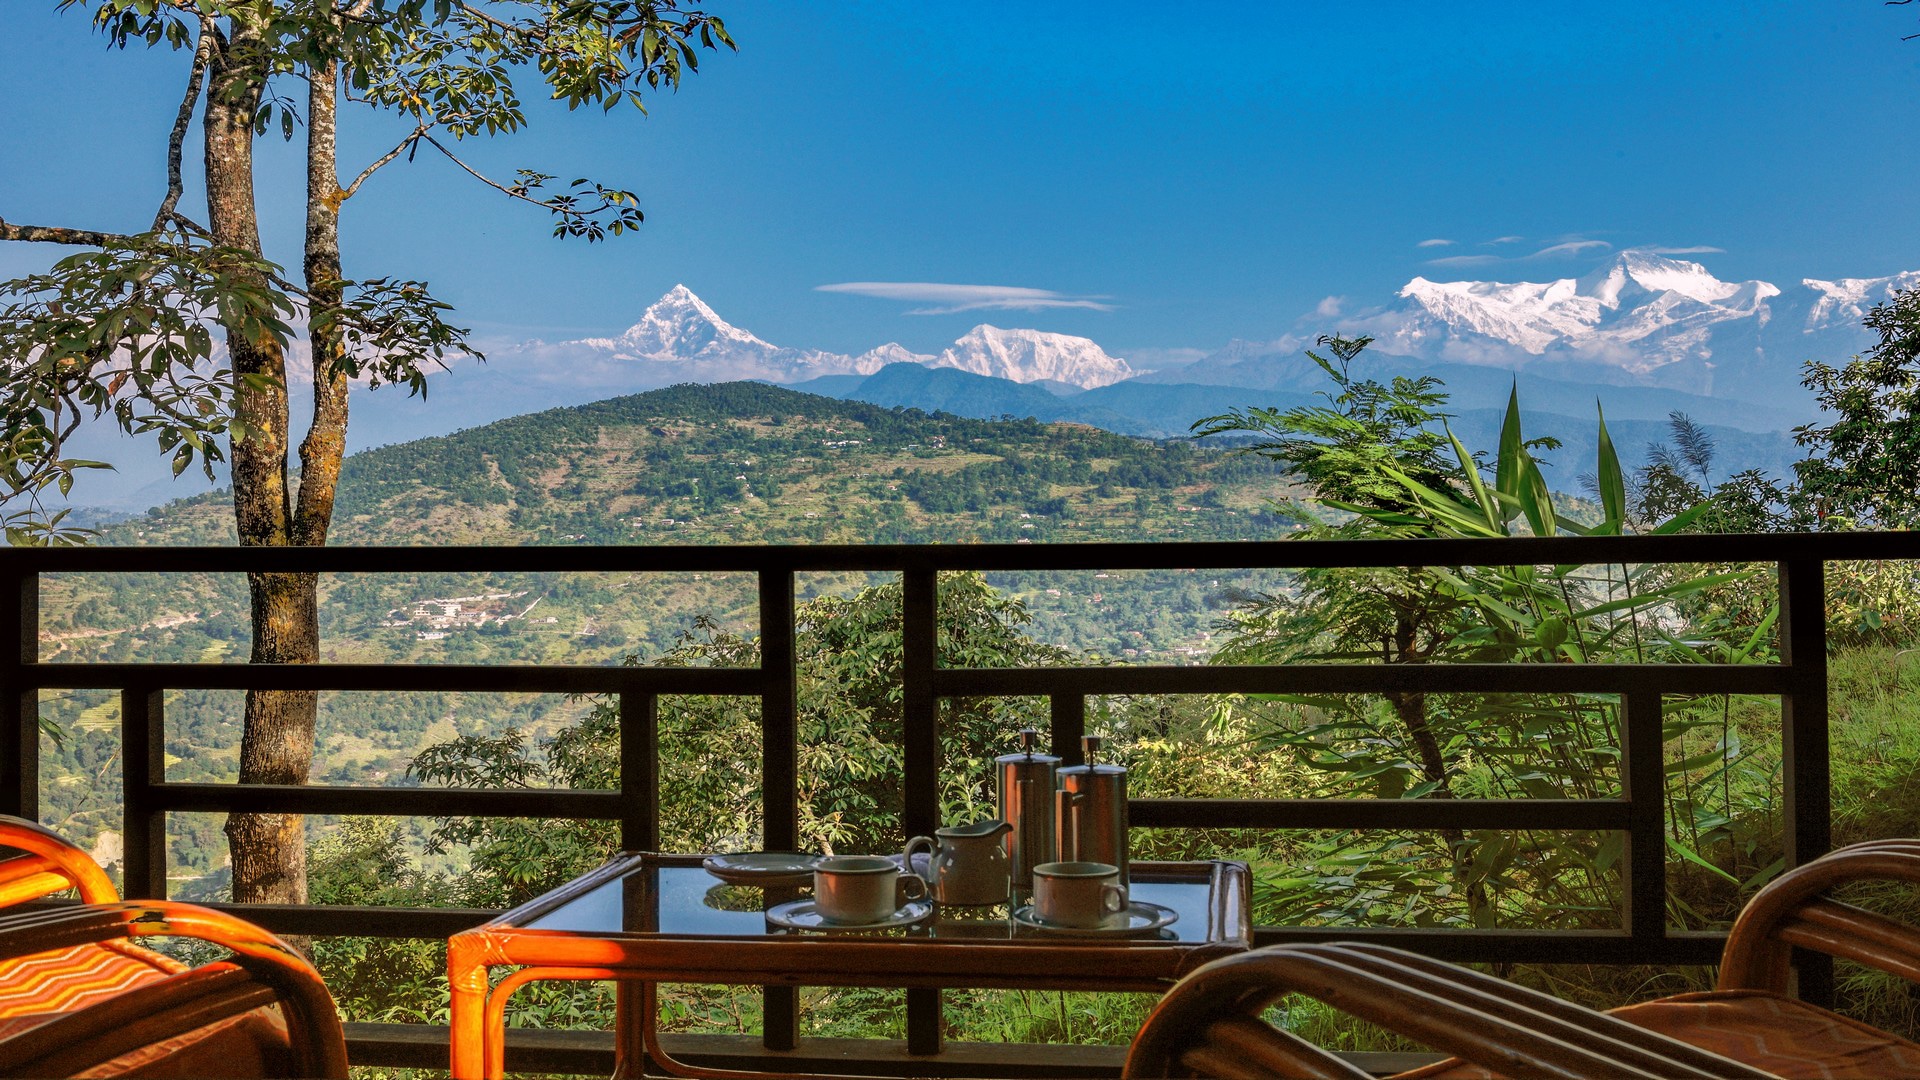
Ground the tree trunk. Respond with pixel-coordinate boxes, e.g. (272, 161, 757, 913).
(297, 38, 349, 547)
(204, 15, 317, 909)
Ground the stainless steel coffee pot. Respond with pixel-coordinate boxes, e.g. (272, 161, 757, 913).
(994, 728, 1059, 889)
(1054, 734, 1129, 884)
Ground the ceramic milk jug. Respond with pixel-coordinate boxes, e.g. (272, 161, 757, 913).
(903, 819, 1013, 906)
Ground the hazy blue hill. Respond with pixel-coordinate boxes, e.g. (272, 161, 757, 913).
(1142, 347, 1810, 433)
(1070, 382, 1318, 437)
(801, 363, 1806, 478)
(841, 362, 1068, 419)
(1444, 408, 1803, 485)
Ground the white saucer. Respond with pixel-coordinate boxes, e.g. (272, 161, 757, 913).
(1010, 901, 1179, 937)
(702, 852, 821, 886)
(765, 899, 934, 932)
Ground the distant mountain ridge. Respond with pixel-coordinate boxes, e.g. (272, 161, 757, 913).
(795, 362, 1805, 482)
(55, 258, 1903, 512)
(496, 258, 1905, 417)
(1316, 251, 1920, 400)
(544, 284, 1136, 389)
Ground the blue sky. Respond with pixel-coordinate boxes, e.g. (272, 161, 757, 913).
(4, 2, 1920, 363)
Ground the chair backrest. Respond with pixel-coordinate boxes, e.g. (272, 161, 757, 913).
(1720, 838, 1920, 994)
(1124, 943, 1774, 1080)
(0, 815, 119, 906)
(0, 816, 350, 1078)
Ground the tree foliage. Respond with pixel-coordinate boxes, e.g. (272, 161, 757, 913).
(1201, 338, 1768, 928)
(2, 0, 734, 908)
(1796, 287, 1920, 527)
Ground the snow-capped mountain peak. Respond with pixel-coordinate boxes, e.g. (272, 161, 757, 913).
(1802, 271, 1920, 330)
(1378, 253, 1781, 373)
(1578, 251, 1749, 307)
(932, 324, 1135, 388)
(544, 287, 1133, 389)
(851, 342, 935, 375)
(594, 284, 779, 360)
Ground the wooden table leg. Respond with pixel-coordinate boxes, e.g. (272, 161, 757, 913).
(614, 980, 650, 1079)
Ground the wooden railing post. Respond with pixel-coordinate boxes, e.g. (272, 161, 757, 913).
(902, 566, 943, 1056)
(121, 686, 168, 899)
(1050, 692, 1085, 765)
(758, 569, 800, 1052)
(0, 568, 34, 820)
(1780, 556, 1833, 1006)
(1622, 689, 1666, 946)
(618, 691, 658, 852)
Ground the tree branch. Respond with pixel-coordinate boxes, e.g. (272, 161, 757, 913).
(0, 219, 138, 247)
(154, 19, 216, 232)
(342, 125, 427, 200)
(455, 2, 545, 40)
(421, 135, 550, 209)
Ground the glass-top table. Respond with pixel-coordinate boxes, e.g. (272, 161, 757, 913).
(447, 852, 1250, 1079)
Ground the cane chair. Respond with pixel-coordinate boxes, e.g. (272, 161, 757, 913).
(0, 815, 347, 1078)
(1126, 838, 1920, 1079)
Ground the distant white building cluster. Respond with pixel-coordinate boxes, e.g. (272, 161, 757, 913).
(382, 591, 539, 639)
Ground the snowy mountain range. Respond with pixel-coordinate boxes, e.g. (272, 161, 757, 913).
(554, 283, 1137, 389)
(59, 258, 1909, 511)
(514, 256, 1912, 405)
(1322, 252, 1918, 399)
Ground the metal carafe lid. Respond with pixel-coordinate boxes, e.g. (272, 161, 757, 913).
(994, 728, 1059, 767)
(1058, 735, 1124, 778)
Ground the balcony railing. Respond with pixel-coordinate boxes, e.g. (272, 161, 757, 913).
(2, 531, 1911, 1075)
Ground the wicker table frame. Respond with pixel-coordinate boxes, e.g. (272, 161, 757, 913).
(447, 853, 1249, 1079)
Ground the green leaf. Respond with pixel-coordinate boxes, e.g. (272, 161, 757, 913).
(1666, 835, 1740, 884)
(1494, 383, 1525, 521)
(1595, 402, 1627, 527)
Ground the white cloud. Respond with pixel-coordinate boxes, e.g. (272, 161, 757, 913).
(1484, 235, 1526, 246)
(1426, 238, 1611, 269)
(1424, 253, 1505, 269)
(815, 281, 1115, 315)
(1416, 238, 1456, 248)
(1530, 239, 1612, 259)
(1314, 295, 1346, 317)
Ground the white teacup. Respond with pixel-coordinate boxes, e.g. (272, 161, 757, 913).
(813, 855, 927, 924)
(1031, 861, 1128, 928)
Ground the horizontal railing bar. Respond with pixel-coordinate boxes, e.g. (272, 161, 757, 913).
(12, 662, 1790, 697)
(12, 663, 760, 694)
(937, 664, 1791, 697)
(343, 1024, 1143, 1079)
(8, 531, 1917, 574)
(1132, 798, 1629, 831)
(153, 782, 623, 818)
(1250, 926, 1729, 965)
(193, 902, 496, 938)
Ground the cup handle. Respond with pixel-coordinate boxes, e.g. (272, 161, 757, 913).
(898, 872, 929, 904)
(1101, 883, 1127, 915)
(902, 835, 934, 881)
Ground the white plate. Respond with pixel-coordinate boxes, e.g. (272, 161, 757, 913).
(765, 899, 934, 932)
(702, 852, 821, 886)
(1010, 901, 1179, 937)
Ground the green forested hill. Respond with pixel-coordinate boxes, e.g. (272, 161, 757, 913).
(38, 382, 1300, 866)
(331, 380, 1292, 545)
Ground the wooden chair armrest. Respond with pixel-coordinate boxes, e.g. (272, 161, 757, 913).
(1721, 838, 1920, 993)
(1125, 943, 1772, 1080)
(0, 815, 119, 904)
(0, 901, 347, 1078)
